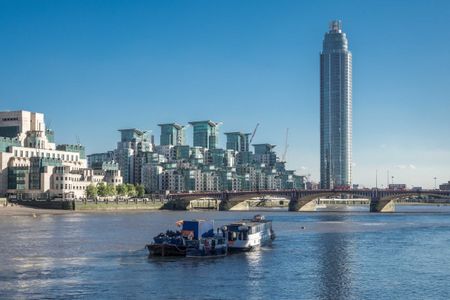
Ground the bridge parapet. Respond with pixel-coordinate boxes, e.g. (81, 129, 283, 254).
(165, 189, 450, 212)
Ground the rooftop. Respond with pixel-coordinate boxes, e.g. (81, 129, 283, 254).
(157, 123, 184, 130)
(224, 132, 251, 136)
(188, 120, 220, 127)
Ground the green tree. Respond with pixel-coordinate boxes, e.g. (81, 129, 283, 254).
(86, 184, 97, 199)
(136, 184, 145, 198)
(126, 184, 136, 197)
(107, 184, 117, 196)
(97, 182, 108, 197)
(116, 184, 128, 196)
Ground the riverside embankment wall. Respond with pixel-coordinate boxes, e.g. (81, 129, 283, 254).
(9, 199, 165, 211)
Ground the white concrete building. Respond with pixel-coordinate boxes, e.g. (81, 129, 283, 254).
(0, 110, 123, 198)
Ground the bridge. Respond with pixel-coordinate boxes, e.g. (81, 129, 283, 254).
(165, 189, 450, 212)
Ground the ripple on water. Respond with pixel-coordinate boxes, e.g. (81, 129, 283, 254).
(1, 211, 450, 299)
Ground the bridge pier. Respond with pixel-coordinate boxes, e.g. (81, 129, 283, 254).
(289, 192, 333, 212)
(369, 197, 395, 213)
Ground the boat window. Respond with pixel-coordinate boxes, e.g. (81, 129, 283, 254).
(228, 231, 237, 241)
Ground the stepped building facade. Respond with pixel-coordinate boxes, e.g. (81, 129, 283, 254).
(89, 120, 305, 194)
(0, 110, 122, 199)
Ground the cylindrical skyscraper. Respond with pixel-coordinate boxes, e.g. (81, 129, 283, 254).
(320, 20, 352, 189)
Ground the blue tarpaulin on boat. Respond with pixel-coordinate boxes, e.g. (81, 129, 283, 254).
(182, 220, 214, 239)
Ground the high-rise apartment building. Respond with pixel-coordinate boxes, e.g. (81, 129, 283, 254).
(225, 132, 250, 152)
(158, 123, 185, 146)
(320, 20, 352, 189)
(188, 121, 220, 149)
(115, 129, 152, 184)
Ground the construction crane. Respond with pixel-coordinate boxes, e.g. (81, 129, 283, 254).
(282, 128, 289, 162)
(249, 123, 259, 144)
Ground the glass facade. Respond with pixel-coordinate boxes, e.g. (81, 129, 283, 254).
(0, 126, 20, 138)
(158, 123, 185, 146)
(56, 144, 86, 159)
(189, 121, 219, 149)
(7, 167, 28, 190)
(225, 132, 250, 152)
(0, 137, 21, 152)
(320, 20, 352, 188)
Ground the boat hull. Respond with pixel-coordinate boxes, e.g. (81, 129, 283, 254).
(186, 247, 227, 258)
(146, 243, 187, 257)
(228, 237, 274, 252)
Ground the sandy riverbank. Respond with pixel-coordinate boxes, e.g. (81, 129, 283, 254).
(0, 205, 73, 217)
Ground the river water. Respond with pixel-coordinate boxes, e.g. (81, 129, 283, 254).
(1, 208, 450, 299)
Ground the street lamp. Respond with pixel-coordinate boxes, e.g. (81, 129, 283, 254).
(434, 177, 437, 190)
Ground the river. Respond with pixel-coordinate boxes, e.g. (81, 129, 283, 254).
(1, 209, 450, 299)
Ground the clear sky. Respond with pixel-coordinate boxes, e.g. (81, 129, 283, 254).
(1, 0, 449, 188)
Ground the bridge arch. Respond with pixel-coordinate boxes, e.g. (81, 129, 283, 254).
(221, 191, 293, 210)
(371, 192, 450, 212)
(164, 193, 223, 210)
(289, 191, 374, 211)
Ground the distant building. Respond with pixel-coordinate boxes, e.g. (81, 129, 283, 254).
(158, 123, 185, 146)
(388, 184, 407, 190)
(439, 181, 450, 191)
(189, 121, 220, 149)
(225, 132, 250, 152)
(115, 129, 152, 184)
(320, 20, 352, 189)
(87, 151, 115, 168)
(0, 110, 122, 198)
(0, 110, 46, 138)
(253, 144, 277, 167)
(86, 119, 304, 194)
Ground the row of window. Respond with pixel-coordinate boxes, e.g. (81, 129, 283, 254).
(14, 149, 79, 161)
(54, 176, 82, 182)
(53, 183, 87, 190)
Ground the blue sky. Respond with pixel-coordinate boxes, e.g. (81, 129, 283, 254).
(1, 0, 449, 188)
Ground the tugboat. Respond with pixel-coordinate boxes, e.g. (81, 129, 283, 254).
(225, 215, 275, 252)
(146, 219, 215, 257)
(186, 227, 228, 258)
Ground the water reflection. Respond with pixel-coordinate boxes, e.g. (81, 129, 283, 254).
(244, 250, 264, 300)
(315, 214, 353, 300)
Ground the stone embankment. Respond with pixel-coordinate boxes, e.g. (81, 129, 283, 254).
(7, 198, 165, 211)
(75, 198, 164, 211)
